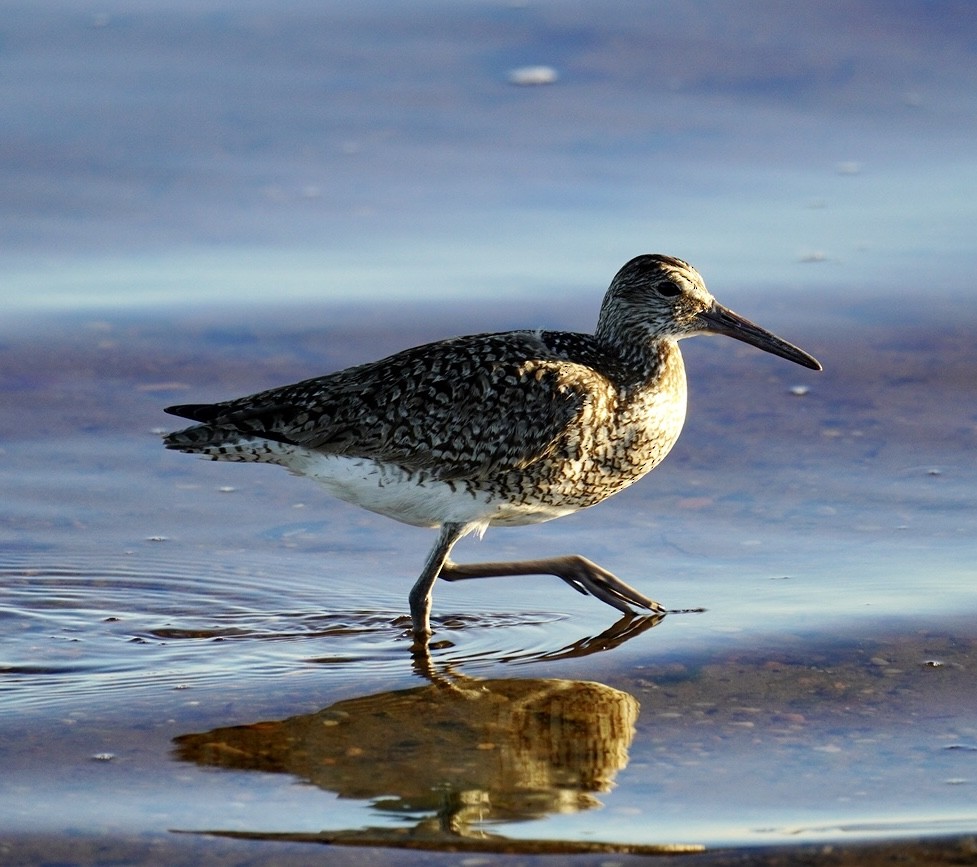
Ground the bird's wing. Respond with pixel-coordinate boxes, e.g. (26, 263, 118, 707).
(166, 332, 611, 481)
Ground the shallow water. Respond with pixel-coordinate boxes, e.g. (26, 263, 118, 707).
(2, 295, 977, 862)
(3, 1, 977, 862)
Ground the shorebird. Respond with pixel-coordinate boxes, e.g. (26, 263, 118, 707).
(164, 254, 821, 641)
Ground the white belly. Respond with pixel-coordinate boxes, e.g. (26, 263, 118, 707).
(281, 447, 574, 530)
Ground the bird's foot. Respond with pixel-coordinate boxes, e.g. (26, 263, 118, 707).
(546, 554, 665, 615)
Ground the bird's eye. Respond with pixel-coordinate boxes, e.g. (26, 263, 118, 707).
(656, 280, 681, 297)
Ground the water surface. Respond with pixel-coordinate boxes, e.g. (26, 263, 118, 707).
(3, 295, 976, 862)
(2, 1, 976, 863)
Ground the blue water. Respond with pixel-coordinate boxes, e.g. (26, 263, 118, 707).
(2, 2, 977, 861)
(4, 0, 975, 312)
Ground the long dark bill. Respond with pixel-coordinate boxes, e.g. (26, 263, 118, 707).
(697, 303, 822, 371)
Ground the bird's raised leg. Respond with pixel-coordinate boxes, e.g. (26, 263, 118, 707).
(408, 521, 468, 641)
(439, 554, 665, 615)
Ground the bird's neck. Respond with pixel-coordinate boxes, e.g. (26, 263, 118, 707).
(595, 326, 683, 390)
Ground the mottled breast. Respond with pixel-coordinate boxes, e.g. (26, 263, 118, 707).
(484, 337, 689, 511)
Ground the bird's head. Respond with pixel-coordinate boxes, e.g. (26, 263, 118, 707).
(597, 254, 821, 371)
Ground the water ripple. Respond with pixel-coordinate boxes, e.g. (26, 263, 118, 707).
(0, 552, 659, 714)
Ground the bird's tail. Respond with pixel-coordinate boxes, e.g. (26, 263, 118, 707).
(162, 424, 285, 463)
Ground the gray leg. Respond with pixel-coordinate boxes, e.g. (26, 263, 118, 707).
(408, 522, 467, 639)
(439, 554, 665, 615)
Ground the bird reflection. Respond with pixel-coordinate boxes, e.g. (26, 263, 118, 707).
(177, 675, 636, 816)
(169, 612, 705, 853)
(415, 610, 665, 670)
(174, 671, 641, 850)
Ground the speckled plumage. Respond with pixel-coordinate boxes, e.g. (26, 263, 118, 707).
(164, 254, 821, 640)
(164, 330, 686, 519)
